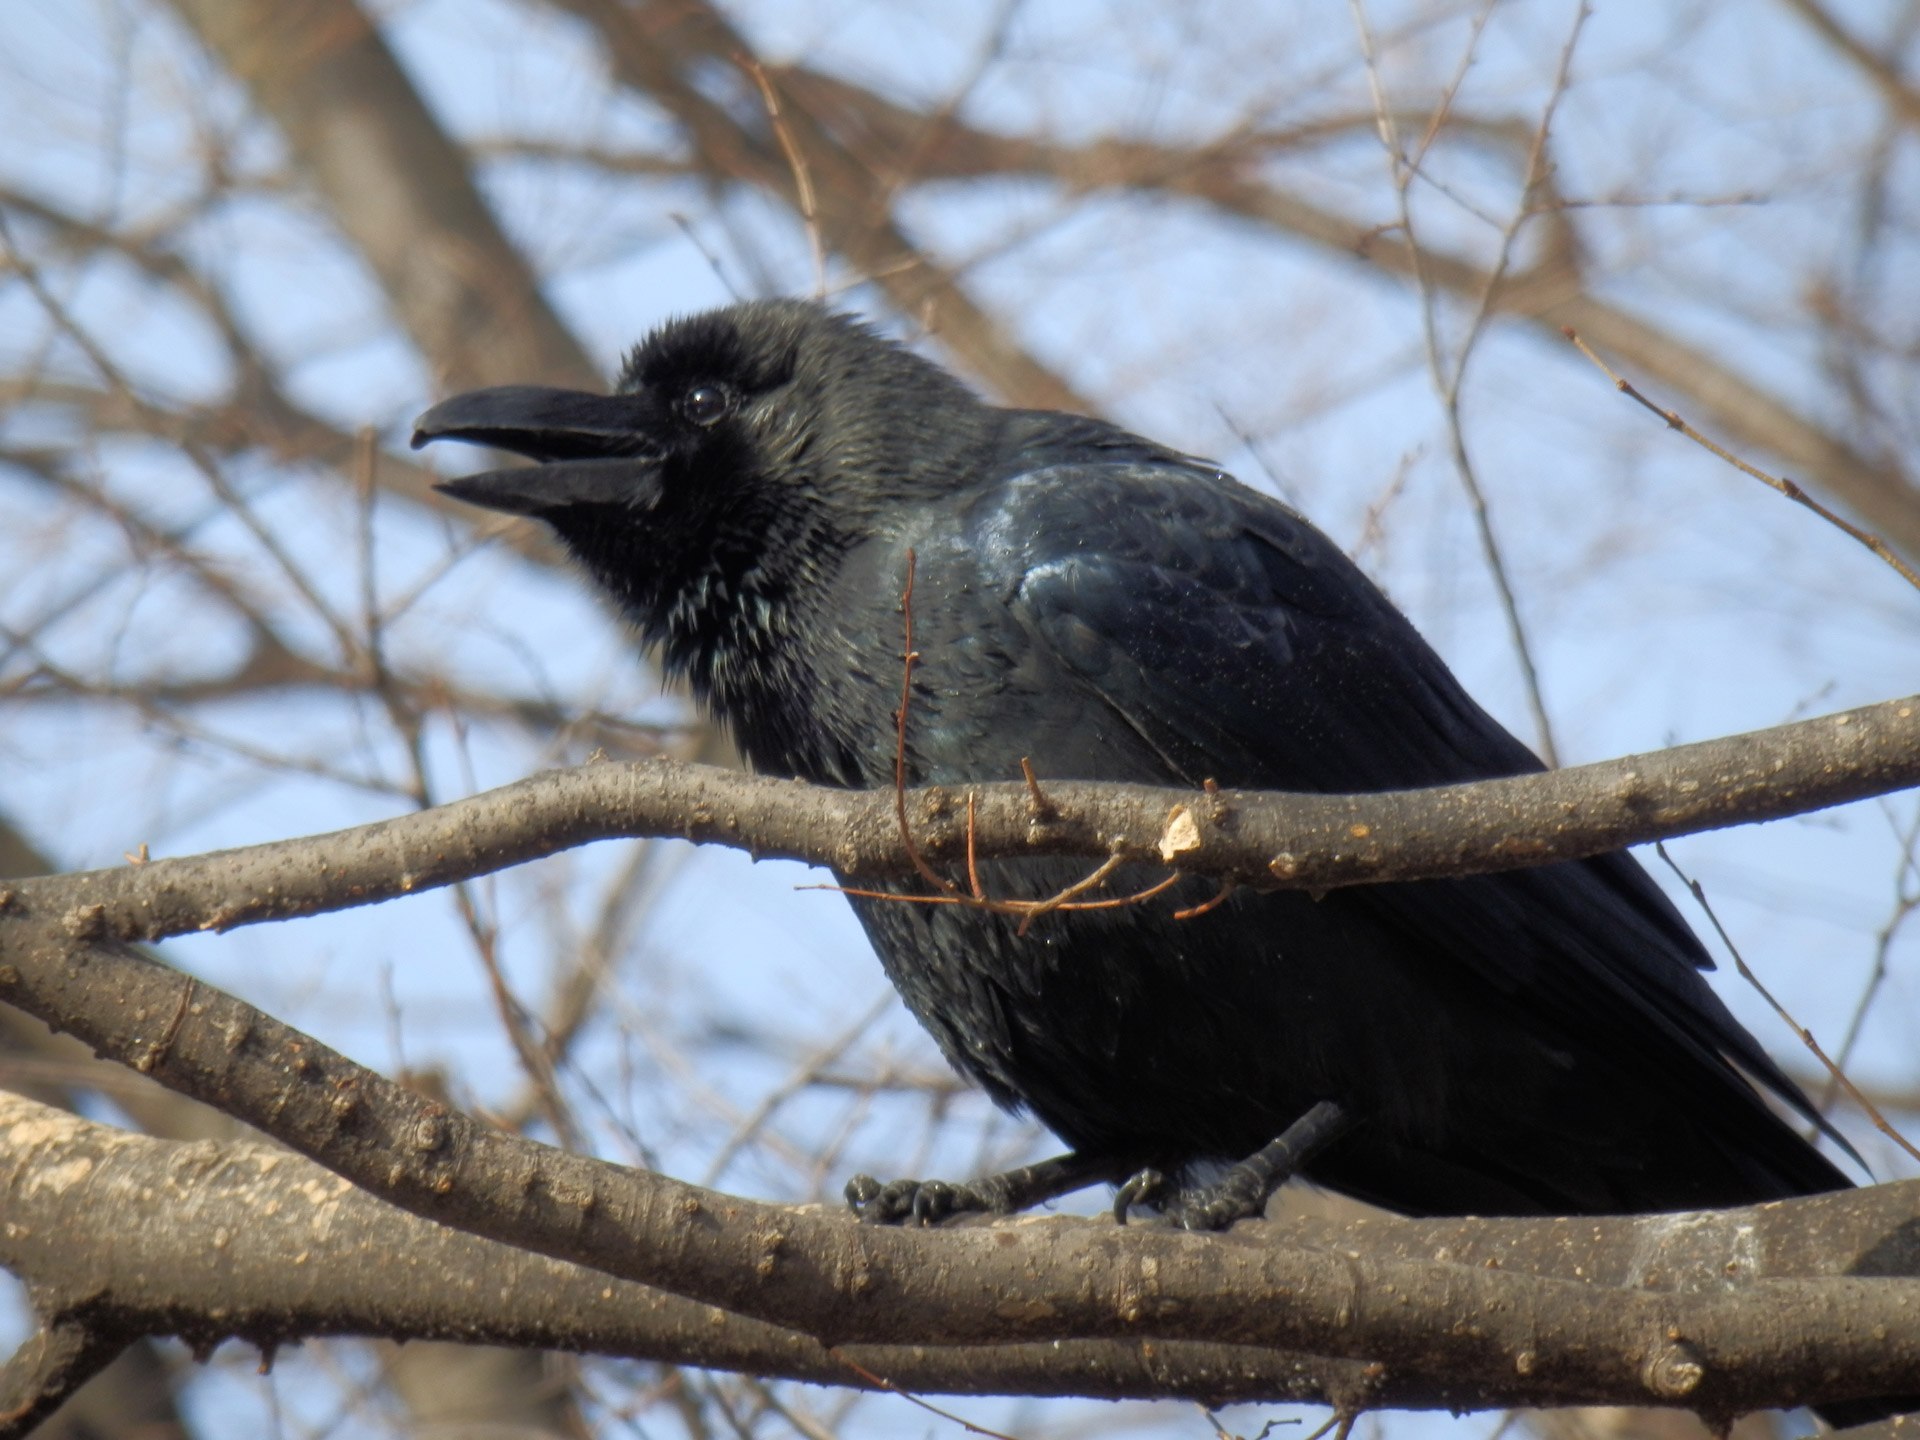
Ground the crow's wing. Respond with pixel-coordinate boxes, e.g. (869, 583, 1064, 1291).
(971, 457, 1843, 1156)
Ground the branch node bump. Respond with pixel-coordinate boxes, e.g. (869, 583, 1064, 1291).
(1642, 1340, 1705, 1399)
(410, 1112, 450, 1153)
(63, 902, 107, 939)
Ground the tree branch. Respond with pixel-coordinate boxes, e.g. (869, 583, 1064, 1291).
(0, 1091, 1387, 1410)
(548, 0, 1095, 414)
(0, 693, 1911, 946)
(0, 1316, 127, 1438)
(164, 0, 599, 392)
(2, 1007, 1919, 1417)
(761, 63, 1920, 565)
(3, 698, 1920, 1415)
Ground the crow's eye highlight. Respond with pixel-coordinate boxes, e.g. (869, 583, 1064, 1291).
(682, 384, 731, 426)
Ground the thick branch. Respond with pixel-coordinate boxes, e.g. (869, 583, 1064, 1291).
(0, 1092, 1384, 1410)
(0, 1087, 1897, 1411)
(3, 953, 1920, 1418)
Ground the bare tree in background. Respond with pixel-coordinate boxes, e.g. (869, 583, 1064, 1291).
(3, 1, 1920, 1437)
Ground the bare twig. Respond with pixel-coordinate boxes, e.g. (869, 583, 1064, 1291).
(828, 1358, 1022, 1440)
(867, 554, 1199, 925)
(741, 58, 826, 297)
(1347, 0, 1587, 767)
(1563, 327, 1920, 594)
(1656, 844, 1920, 1165)
(1820, 803, 1920, 1115)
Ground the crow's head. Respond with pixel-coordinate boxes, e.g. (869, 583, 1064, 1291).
(413, 300, 989, 709)
(413, 299, 986, 534)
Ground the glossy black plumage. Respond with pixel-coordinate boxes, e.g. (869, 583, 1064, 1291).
(415, 299, 1858, 1222)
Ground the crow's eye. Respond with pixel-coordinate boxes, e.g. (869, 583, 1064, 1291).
(682, 384, 731, 427)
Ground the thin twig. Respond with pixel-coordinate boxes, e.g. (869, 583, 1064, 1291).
(1173, 880, 1237, 922)
(1347, 0, 1574, 766)
(1656, 843, 1920, 1165)
(827, 1357, 1022, 1440)
(866, 555, 1198, 927)
(1563, 327, 1920, 594)
(1820, 803, 1920, 1115)
(890, 550, 963, 899)
(741, 58, 825, 297)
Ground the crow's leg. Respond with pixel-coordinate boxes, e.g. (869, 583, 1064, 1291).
(846, 1149, 1129, 1225)
(1114, 1099, 1352, 1230)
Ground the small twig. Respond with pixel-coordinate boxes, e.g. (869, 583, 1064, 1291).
(827, 1356, 1022, 1440)
(890, 551, 963, 901)
(741, 58, 825, 297)
(456, 884, 581, 1152)
(1019, 756, 1058, 820)
(822, 868, 1183, 924)
(871, 556, 1190, 928)
(965, 791, 984, 899)
(1203, 1407, 1301, 1440)
(1011, 854, 1126, 936)
(701, 994, 893, 1188)
(136, 974, 195, 1076)
(1656, 843, 1920, 1165)
(1348, 447, 1417, 563)
(1298, 1409, 1356, 1440)
(1347, 0, 1573, 767)
(1564, 327, 1920, 594)
(1173, 880, 1237, 922)
(1821, 803, 1920, 1114)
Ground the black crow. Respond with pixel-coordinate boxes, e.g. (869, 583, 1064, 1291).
(414, 299, 1859, 1235)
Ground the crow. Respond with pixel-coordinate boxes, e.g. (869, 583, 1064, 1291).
(413, 299, 1860, 1236)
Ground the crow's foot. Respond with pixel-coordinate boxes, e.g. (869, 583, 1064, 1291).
(844, 1174, 1004, 1225)
(1114, 1164, 1269, 1230)
(846, 1149, 1132, 1225)
(1113, 1100, 1353, 1231)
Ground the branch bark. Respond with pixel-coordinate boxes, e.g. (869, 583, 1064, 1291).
(0, 692, 1911, 946)
(4, 1083, 1920, 1416)
(0, 1091, 1383, 1410)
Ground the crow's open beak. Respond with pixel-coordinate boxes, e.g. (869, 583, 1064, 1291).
(412, 385, 666, 516)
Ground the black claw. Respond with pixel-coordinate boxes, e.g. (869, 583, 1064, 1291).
(1152, 1155, 1291, 1230)
(1113, 1167, 1166, 1224)
(847, 1175, 921, 1223)
(1112, 1165, 1272, 1230)
(910, 1180, 953, 1224)
(878, 1180, 921, 1223)
(845, 1151, 1122, 1226)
